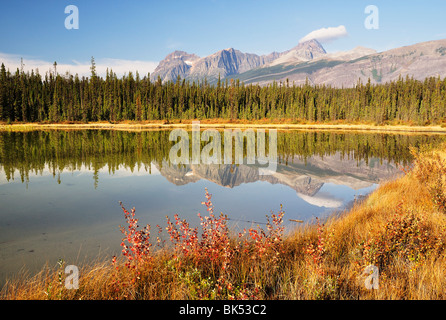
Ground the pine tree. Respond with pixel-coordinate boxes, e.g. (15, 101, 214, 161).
(0, 63, 6, 121)
(136, 90, 142, 121)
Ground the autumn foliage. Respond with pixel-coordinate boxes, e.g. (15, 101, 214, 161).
(3, 144, 446, 300)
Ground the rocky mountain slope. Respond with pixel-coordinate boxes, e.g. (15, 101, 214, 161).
(267, 39, 327, 66)
(242, 39, 446, 87)
(150, 51, 200, 83)
(151, 40, 330, 83)
(151, 38, 446, 87)
(151, 47, 284, 83)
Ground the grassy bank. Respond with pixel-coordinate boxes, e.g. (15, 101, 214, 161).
(1, 144, 446, 300)
(1, 119, 446, 134)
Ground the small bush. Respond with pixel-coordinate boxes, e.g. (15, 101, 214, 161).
(357, 204, 444, 274)
(110, 188, 286, 300)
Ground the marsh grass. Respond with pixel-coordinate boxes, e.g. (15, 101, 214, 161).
(2, 143, 446, 300)
(2, 119, 446, 134)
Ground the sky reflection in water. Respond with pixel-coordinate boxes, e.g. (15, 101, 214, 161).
(0, 129, 443, 285)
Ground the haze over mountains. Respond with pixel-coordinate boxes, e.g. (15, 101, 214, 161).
(151, 38, 446, 87)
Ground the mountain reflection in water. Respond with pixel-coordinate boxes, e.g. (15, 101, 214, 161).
(154, 151, 398, 209)
(0, 129, 445, 285)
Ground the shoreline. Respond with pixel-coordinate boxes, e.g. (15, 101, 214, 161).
(2, 121, 446, 134)
(1, 131, 445, 300)
(2, 142, 446, 300)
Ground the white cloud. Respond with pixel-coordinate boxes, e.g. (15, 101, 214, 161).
(0, 53, 158, 78)
(299, 25, 348, 44)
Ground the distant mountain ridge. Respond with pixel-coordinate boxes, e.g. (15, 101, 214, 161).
(151, 39, 326, 83)
(151, 38, 446, 87)
(151, 45, 288, 83)
(151, 51, 200, 84)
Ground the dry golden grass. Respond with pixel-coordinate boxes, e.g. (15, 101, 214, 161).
(2, 143, 446, 300)
(2, 119, 446, 134)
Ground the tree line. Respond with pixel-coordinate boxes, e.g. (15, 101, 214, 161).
(1, 58, 446, 124)
(2, 130, 443, 185)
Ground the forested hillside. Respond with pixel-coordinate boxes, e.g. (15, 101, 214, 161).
(1, 58, 446, 124)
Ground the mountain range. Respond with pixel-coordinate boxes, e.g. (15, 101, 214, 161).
(151, 38, 446, 87)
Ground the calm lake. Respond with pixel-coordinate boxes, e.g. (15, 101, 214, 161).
(0, 129, 445, 286)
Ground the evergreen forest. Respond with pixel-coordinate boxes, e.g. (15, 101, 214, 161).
(1, 58, 446, 124)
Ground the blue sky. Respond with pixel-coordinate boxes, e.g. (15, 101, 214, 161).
(1, 0, 446, 77)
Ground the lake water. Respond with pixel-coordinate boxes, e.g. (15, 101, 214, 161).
(0, 129, 445, 286)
